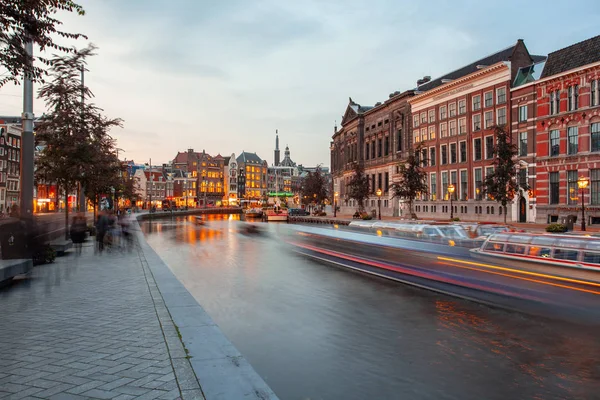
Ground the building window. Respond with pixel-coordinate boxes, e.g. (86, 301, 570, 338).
(484, 91, 493, 108)
(592, 80, 598, 107)
(440, 122, 448, 138)
(472, 95, 481, 111)
(473, 114, 481, 131)
(568, 126, 578, 155)
(550, 129, 560, 156)
(428, 126, 435, 140)
(568, 85, 579, 111)
(474, 138, 482, 161)
(378, 173, 382, 192)
(450, 143, 457, 164)
(458, 100, 466, 114)
(441, 145, 448, 165)
(430, 172, 437, 200)
(365, 143, 370, 160)
(554, 90, 560, 114)
(420, 112, 427, 124)
(485, 136, 494, 159)
(450, 171, 458, 200)
(484, 111, 493, 129)
(385, 172, 389, 192)
(439, 106, 447, 120)
(449, 103, 457, 117)
(378, 138, 382, 157)
(591, 169, 600, 205)
(485, 167, 494, 200)
(518, 168, 527, 188)
(519, 132, 527, 157)
(449, 120, 457, 136)
(592, 123, 600, 152)
(497, 108, 506, 125)
(397, 129, 402, 152)
(430, 147, 436, 166)
(460, 170, 468, 200)
(567, 170, 578, 205)
(459, 118, 466, 135)
(413, 131, 420, 143)
(428, 110, 435, 123)
(550, 91, 555, 115)
(496, 87, 506, 104)
(413, 115, 419, 128)
(441, 172, 448, 200)
(421, 128, 427, 142)
(384, 136, 389, 156)
(421, 148, 427, 167)
(519, 105, 527, 122)
(459, 141, 467, 163)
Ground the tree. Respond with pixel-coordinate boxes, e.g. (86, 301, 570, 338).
(35, 45, 122, 237)
(300, 165, 328, 205)
(483, 125, 523, 223)
(391, 143, 428, 219)
(0, 0, 86, 86)
(346, 162, 370, 211)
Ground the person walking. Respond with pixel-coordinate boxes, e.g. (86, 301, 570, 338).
(95, 211, 109, 254)
(70, 213, 87, 255)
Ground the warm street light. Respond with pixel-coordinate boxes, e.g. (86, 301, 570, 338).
(578, 176, 590, 231)
(376, 188, 382, 220)
(334, 191, 339, 218)
(447, 184, 455, 220)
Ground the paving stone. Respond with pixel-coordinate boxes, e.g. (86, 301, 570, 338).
(80, 388, 117, 399)
(65, 380, 105, 395)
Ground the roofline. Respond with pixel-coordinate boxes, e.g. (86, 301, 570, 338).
(535, 60, 600, 86)
(408, 62, 510, 104)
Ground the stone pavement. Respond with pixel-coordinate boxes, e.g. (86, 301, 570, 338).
(0, 239, 204, 399)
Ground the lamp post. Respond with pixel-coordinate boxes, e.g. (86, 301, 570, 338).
(578, 176, 589, 231)
(334, 191, 339, 218)
(376, 188, 382, 220)
(447, 184, 455, 220)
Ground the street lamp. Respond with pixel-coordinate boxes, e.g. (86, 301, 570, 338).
(578, 176, 589, 231)
(447, 184, 455, 220)
(376, 188, 382, 220)
(334, 191, 339, 218)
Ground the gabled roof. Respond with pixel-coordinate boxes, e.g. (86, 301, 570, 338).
(540, 35, 600, 78)
(236, 151, 263, 164)
(223, 156, 232, 166)
(416, 40, 544, 92)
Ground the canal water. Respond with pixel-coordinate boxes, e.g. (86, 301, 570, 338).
(141, 215, 600, 400)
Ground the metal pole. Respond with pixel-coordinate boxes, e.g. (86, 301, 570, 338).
(582, 189, 586, 231)
(78, 65, 86, 213)
(450, 196, 454, 219)
(378, 198, 381, 220)
(20, 41, 34, 220)
(334, 198, 337, 218)
(149, 158, 152, 211)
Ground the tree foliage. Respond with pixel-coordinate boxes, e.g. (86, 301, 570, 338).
(346, 162, 370, 211)
(391, 143, 428, 218)
(0, 0, 86, 86)
(483, 125, 521, 223)
(300, 165, 328, 206)
(35, 45, 122, 236)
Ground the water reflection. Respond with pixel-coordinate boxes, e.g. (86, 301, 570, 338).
(143, 217, 600, 400)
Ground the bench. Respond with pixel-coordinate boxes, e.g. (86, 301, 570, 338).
(0, 259, 33, 283)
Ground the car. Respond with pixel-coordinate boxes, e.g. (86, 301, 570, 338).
(288, 208, 309, 216)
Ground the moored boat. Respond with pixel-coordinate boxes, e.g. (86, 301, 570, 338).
(264, 206, 288, 222)
(245, 208, 263, 218)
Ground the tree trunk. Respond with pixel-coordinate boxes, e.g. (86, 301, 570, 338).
(64, 184, 70, 240)
(55, 183, 60, 212)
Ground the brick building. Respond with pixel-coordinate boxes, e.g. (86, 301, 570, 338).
(530, 35, 600, 224)
(331, 91, 414, 217)
(409, 40, 544, 222)
(0, 123, 22, 214)
(172, 149, 225, 206)
(236, 152, 267, 202)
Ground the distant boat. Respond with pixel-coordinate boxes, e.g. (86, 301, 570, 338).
(194, 216, 206, 225)
(264, 206, 288, 222)
(245, 208, 263, 218)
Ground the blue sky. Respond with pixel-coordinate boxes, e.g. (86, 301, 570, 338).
(1, 0, 599, 167)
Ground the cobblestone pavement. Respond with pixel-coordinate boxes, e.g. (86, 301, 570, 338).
(0, 239, 204, 400)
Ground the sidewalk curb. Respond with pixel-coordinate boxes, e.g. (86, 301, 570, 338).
(133, 218, 279, 400)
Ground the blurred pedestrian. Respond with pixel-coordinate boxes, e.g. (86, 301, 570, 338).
(70, 213, 87, 255)
(96, 210, 108, 254)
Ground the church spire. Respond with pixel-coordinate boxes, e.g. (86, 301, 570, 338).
(274, 129, 281, 166)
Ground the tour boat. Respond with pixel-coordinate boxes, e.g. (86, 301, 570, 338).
(264, 207, 288, 222)
(245, 208, 263, 218)
(470, 232, 600, 271)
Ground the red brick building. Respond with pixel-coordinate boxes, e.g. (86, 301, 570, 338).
(172, 149, 225, 206)
(409, 40, 544, 221)
(530, 35, 600, 224)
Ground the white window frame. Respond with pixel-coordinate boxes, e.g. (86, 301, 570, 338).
(484, 111, 494, 129)
(420, 112, 427, 124)
(428, 109, 435, 123)
(472, 95, 481, 111)
(440, 122, 448, 138)
(459, 117, 466, 135)
(484, 91, 493, 108)
(518, 105, 527, 122)
(428, 125, 435, 140)
(421, 128, 427, 142)
(439, 105, 447, 120)
(484, 136, 494, 159)
(413, 115, 419, 128)
(496, 87, 506, 104)
(459, 168, 468, 201)
(449, 102, 457, 117)
(449, 120, 457, 136)
(430, 172, 437, 201)
(458, 99, 466, 114)
(472, 114, 481, 132)
(496, 107, 506, 125)
(459, 140, 467, 163)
